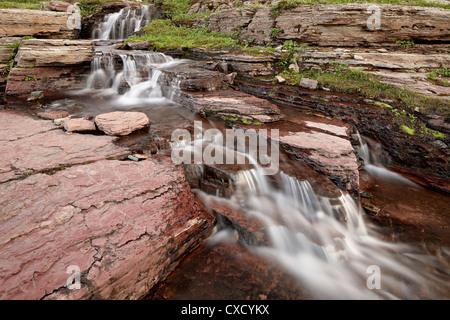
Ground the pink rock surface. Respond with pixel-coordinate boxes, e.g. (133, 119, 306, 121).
(37, 110, 70, 120)
(95, 111, 150, 136)
(0, 155, 215, 299)
(280, 130, 359, 192)
(63, 118, 96, 132)
(0, 111, 128, 183)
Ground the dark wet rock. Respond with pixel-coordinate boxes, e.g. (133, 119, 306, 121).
(159, 63, 228, 91)
(171, 89, 283, 123)
(146, 242, 307, 300)
(95, 111, 150, 136)
(0, 155, 215, 299)
(5, 66, 89, 96)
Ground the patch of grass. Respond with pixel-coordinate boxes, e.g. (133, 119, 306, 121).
(270, 27, 280, 39)
(155, 0, 192, 19)
(0, 0, 42, 10)
(396, 39, 414, 48)
(427, 67, 450, 87)
(270, 0, 450, 12)
(400, 125, 415, 135)
(128, 19, 239, 50)
(279, 62, 449, 139)
(220, 115, 263, 125)
(279, 62, 450, 116)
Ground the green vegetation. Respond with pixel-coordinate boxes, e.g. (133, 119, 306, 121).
(270, 27, 281, 39)
(128, 19, 239, 50)
(278, 62, 448, 139)
(0, 0, 42, 10)
(220, 115, 263, 126)
(427, 67, 450, 87)
(400, 125, 415, 135)
(279, 62, 450, 115)
(396, 39, 414, 48)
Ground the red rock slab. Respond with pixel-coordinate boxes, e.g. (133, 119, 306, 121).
(0, 111, 128, 183)
(0, 155, 215, 299)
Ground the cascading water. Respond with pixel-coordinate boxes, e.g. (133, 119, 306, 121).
(176, 128, 449, 299)
(79, 50, 188, 107)
(92, 5, 153, 40)
(229, 167, 449, 299)
(356, 132, 418, 186)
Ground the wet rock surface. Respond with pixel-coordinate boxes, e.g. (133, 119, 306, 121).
(146, 242, 307, 300)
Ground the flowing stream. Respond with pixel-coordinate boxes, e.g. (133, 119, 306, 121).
(37, 8, 450, 300)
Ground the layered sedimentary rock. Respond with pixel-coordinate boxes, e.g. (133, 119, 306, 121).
(208, 4, 450, 46)
(160, 62, 283, 123)
(0, 156, 215, 300)
(5, 39, 93, 96)
(0, 9, 80, 39)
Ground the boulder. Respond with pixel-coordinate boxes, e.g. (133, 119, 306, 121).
(64, 118, 96, 132)
(0, 155, 215, 299)
(95, 111, 150, 136)
(48, 1, 74, 12)
(299, 78, 318, 90)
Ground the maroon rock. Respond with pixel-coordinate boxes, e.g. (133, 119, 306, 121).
(0, 155, 215, 299)
(37, 110, 70, 120)
(95, 111, 150, 136)
(63, 118, 96, 132)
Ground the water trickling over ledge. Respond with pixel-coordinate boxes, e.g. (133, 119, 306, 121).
(92, 4, 153, 40)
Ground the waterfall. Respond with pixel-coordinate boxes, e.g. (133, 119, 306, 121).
(355, 132, 418, 186)
(80, 51, 188, 106)
(227, 166, 447, 299)
(92, 5, 153, 40)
